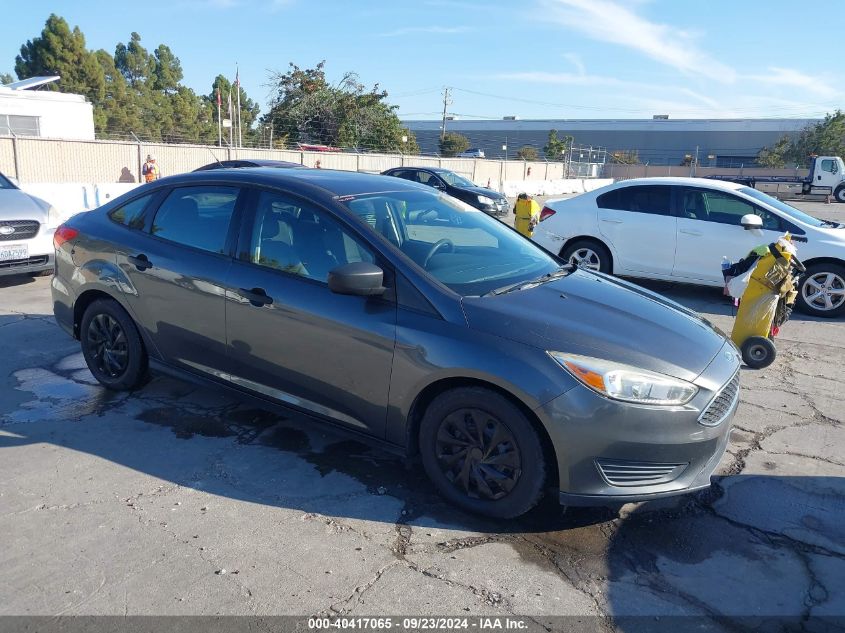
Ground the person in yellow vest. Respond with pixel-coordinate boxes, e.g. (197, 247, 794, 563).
(513, 192, 540, 238)
(142, 155, 160, 183)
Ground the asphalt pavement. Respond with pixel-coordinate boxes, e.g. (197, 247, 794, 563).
(1, 199, 844, 630)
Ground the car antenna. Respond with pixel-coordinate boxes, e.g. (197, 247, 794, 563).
(207, 147, 224, 167)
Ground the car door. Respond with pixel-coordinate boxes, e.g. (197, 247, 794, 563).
(595, 184, 676, 275)
(115, 184, 243, 374)
(223, 188, 397, 438)
(816, 158, 841, 191)
(672, 186, 786, 283)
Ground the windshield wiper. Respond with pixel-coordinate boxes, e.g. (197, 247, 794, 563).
(485, 267, 572, 296)
(820, 219, 841, 228)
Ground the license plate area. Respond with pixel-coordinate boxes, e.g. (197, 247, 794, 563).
(0, 243, 28, 262)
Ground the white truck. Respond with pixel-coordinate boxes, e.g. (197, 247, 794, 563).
(708, 156, 845, 203)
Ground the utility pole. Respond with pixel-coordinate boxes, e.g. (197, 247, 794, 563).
(440, 87, 451, 141)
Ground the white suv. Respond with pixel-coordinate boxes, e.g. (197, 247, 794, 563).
(0, 172, 60, 277)
(532, 177, 845, 317)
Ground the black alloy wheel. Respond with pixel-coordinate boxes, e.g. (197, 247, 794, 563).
(86, 313, 129, 378)
(80, 299, 148, 390)
(419, 387, 547, 518)
(435, 408, 522, 501)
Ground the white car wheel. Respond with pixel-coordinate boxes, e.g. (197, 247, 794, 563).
(568, 247, 602, 271)
(801, 271, 845, 313)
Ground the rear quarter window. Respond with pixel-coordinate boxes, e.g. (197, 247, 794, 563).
(108, 194, 154, 229)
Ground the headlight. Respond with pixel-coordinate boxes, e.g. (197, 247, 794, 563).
(477, 195, 494, 205)
(46, 205, 62, 229)
(548, 352, 698, 405)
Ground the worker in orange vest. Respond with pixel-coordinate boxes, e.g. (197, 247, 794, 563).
(513, 193, 540, 238)
(142, 154, 160, 183)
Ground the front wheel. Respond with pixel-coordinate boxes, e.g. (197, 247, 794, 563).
(796, 263, 845, 317)
(419, 387, 547, 519)
(80, 299, 148, 390)
(561, 240, 611, 274)
(834, 185, 845, 203)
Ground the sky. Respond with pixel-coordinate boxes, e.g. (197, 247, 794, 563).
(2, 0, 843, 121)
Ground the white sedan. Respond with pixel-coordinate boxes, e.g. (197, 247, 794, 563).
(0, 172, 60, 278)
(532, 177, 845, 317)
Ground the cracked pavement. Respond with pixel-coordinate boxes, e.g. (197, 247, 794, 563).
(1, 200, 844, 630)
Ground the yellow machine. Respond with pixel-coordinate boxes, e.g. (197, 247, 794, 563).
(727, 235, 803, 369)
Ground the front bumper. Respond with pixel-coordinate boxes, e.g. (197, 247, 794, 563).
(0, 253, 53, 276)
(0, 227, 55, 277)
(479, 199, 510, 217)
(536, 341, 741, 506)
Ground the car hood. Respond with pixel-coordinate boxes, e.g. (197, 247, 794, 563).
(0, 189, 50, 222)
(457, 185, 507, 201)
(462, 269, 729, 382)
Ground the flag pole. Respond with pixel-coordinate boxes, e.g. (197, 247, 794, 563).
(235, 64, 242, 148)
(228, 90, 233, 148)
(216, 86, 222, 147)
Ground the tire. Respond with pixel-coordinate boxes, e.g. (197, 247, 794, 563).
(741, 336, 777, 369)
(80, 298, 148, 390)
(796, 262, 845, 318)
(835, 186, 845, 203)
(419, 387, 547, 519)
(561, 240, 612, 274)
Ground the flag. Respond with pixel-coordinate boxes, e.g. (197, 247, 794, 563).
(234, 68, 240, 87)
(227, 90, 232, 119)
(216, 86, 221, 107)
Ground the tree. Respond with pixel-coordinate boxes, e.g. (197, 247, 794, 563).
(439, 132, 470, 157)
(757, 111, 845, 168)
(609, 150, 640, 164)
(152, 45, 183, 94)
(114, 32, 154, 89)
(263, 61, 413, 153)
(0, 72, 13, 85)
(14, 14, 105, 104)
(516, 146, 539, 161)
(543, 129, 573, 160)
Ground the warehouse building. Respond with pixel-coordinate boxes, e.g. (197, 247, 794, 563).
(403, 117, 817, 167)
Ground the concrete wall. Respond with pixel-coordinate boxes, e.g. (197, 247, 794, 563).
(0, 136, 576, 192)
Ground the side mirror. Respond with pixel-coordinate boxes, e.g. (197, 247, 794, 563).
(430, 181, 445, 190)
(741, 214, 763, 230)
(328, 262, 386, 297)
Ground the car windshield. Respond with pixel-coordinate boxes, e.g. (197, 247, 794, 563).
(739, 187, 832, 227)
(0, 173, 16, 189)
(436, 171, 475, 188)
(341, 190, 561, 296)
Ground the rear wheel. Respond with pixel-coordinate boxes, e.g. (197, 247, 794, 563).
(796, 263, 845, 317)
(80, 299, 148, 390)
(561, 240, 611, 274)
(419, 387, 547, 519)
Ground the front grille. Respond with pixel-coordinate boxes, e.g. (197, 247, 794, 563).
(0, 255, 48, 270)
(699, 371, 741, 427)
(596, 459, 687, 487)
(0, 220, 40, 241)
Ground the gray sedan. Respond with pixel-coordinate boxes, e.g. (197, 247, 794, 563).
(52, 168, 740, 518)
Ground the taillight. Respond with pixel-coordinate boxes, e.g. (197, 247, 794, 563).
(539, 206, 556, 222)
(53, 225, 79, 249)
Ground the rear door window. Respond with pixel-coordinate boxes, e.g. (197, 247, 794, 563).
(150, 186, 240, 254)
(597, 185, 671, 215)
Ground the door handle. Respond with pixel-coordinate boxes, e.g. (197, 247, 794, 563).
(679, 229, 703, 236)
(600, 218, 623, 224)
(127, 254, 152, 271)
(239, 287, 273, 307)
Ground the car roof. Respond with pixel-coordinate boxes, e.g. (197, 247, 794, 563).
(154, 167, 429, 197)
(611, 177, 744, 191)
